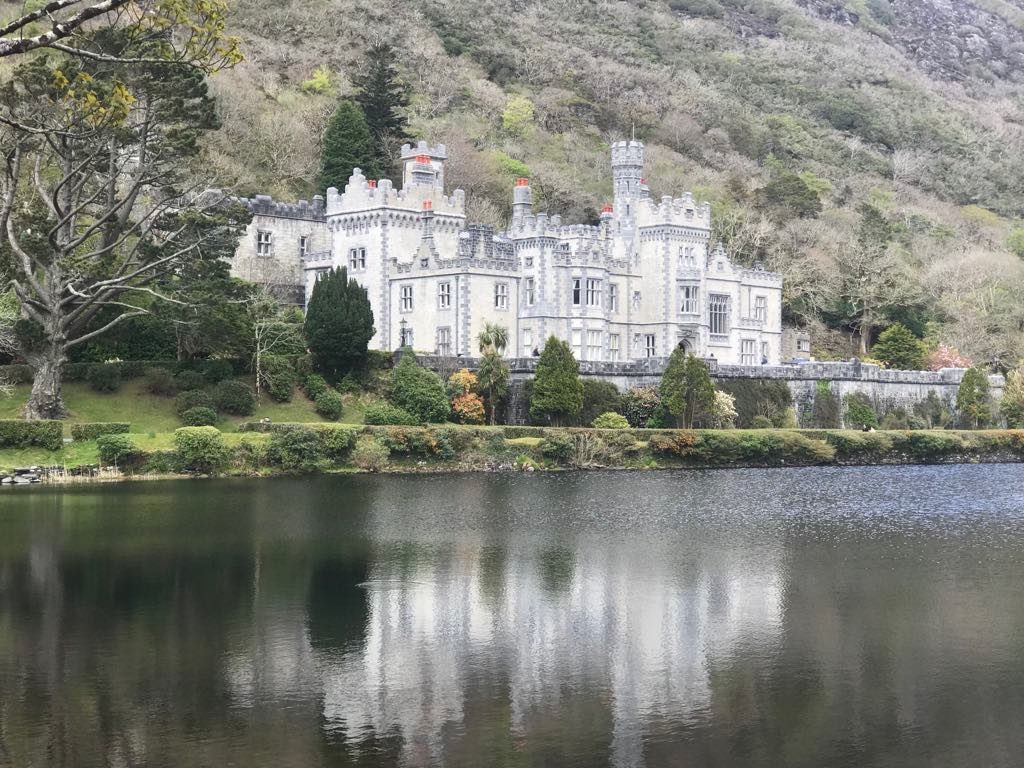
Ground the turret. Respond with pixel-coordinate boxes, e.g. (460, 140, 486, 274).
(610, 140, 644, 219)
(401, 141, 447, 191)
(512, 177, 533, 224)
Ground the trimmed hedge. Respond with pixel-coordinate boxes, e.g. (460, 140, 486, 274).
(70, 422, 130, 441)
(364, 402, 420, 426)
(181, 406, 219, 427)
(174, 427, 228, 474)
(215, 380, 256, 416)
(0, 420, 64, 451)
(96, 434, 139, 464)
(176, 389, 215, 417)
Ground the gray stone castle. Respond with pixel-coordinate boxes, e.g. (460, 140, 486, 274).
(230, 140, 785, 365)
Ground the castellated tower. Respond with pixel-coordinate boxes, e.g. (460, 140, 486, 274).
(611, 140, 644, 220)
(400, 141, 447, 191)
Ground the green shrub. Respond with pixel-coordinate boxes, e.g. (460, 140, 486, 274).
(174, 369, 206, 392)
(351, 435, 389, 471)
(540, 430, 574, 461)
(580, 380, 622, 426)
(203, 359, 235, 384)
(810, 381, 841, 428)
(844, 392, 879, 429)
(622, 386, 661, 428)
(315, 425, 358, 459)
(372, 426, 454, 458)
(907, 431, 965, 459)
(175, 389, 215, 417)
(262, 355, 299, 403)
(592, 412, 630, 429)
(70, 423, 130, 441)
(267, 426, 323, 472)
(715, 379, 793, 428)
(145, 367, 177, 396)
(174, 427, 228, 474)
(304, 374, 330, 400)
(96, 434, 139, 464)
(750, 415, 774, 429)
(648, 430, 699, 457)
(391, 354, 449, 422)
(825, 431, 894, 461)
(0, 420, 63, 450)
(86, 363, 122, 393)
(315, 389, 344, 420)
(337, 373, 362, 394)
(364, 402, 419, 425)
(502, 426, 546, 439)
(181, 406, 218, 427)
(215, 380, 256, 416)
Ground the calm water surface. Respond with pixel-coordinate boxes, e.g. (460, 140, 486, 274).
(2, 466, 1024, 767)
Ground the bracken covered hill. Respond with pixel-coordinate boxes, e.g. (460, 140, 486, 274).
(205, 0, 1024, 363)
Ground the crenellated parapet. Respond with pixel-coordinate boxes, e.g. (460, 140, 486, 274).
(636, 194, 712, 229)
(239, 194, 326, 221)
(325, 168, 466, 218)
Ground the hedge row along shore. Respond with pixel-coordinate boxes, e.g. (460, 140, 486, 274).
(5, 424, 1024, 480)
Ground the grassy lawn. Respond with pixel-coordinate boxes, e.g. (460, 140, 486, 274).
(1, 378, 366, 434)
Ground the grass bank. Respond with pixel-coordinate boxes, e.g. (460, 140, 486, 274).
(4, 423, 1024, 480)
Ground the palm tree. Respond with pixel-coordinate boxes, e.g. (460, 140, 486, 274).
(477, 324, 510, 425)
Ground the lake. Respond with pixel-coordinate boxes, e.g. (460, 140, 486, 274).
(2, 466, 1024, 767)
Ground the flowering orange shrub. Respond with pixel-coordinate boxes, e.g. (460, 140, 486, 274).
(451, 393, 485, 425)
(448, 368, 477, 395)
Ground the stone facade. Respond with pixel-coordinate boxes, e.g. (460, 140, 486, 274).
(231, 140, 786, 365)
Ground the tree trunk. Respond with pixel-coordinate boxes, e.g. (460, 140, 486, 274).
(24, 341, 67, 420)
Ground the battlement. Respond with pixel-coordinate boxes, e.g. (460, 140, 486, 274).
(635, 194, 712, 228)
(610, 140, 644, 168)
(325, 169, 466, 217)
(400, 140, 447, 161)
(240, 194, 325, 221)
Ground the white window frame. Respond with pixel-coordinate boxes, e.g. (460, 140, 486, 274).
(571, 329, 583, 359)
(348, 247, 367, 271)
(495, 282, 509, 310)
(680, 246, 695, 266)
(760, 341, 769, 361)
(608, 283, 618, 313)
(645, 334, 656, 358)
(438, 281, 451, 309)
(256, 230, 273, 257)
(608, 334, 620, 362)
(400, 284, 413, 313)
(436, 327, 452, 356)
(586, 330, 602, 361)
(525, 277, 535, 306)
(572, 278, 582, 306)
(754, 295, 767, 323)
(681, 284, 699, 315)
(299, 235, 309, 259)
(709, 294, 730, 336)
(741, 339, 756, 366)
(523, 328, 533, 354)
(586, 279, 602, 307)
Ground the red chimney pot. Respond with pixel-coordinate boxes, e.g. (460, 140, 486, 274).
(367, 179, 377, 188)
(423, 200, 433, 210)
(415, 154, 430, 164)
(601, 204, 614, 214)
(514, 177, 530, 187)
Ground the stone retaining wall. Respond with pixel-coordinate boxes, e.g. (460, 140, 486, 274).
(412, 355, 1004, 426)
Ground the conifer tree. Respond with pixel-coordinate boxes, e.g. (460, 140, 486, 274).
(318, 100, 381, 194)
(352, 41, 409, 173)
(304, 267, 375, 378)
(1001, 364, 1024, 428)
(956, 367, 991, 429)
(871, 323, 926, 370)
(659, 350, 715, 428)
(529, 337, 583, 426)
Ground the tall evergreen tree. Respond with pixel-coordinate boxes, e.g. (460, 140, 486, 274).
(956, 367, 991, 429)
(352, 41, 409, 173)
(318, 100, 381, 194)
(659, 350, 715, 428)
(529, 337, 583, 426)
(871, 323, 926, 370)
(304, 267, 375, 378)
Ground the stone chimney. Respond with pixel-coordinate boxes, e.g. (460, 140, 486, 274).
(512, 177, 533, 224)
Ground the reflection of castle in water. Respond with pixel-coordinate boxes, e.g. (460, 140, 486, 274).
(225, 536, 783, 766)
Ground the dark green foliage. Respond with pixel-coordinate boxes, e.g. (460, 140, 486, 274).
(69, 314, 178, 363)
(0, 420, 63, 450)
(530, 337, 583, 425)
(659, 350, 714, 428)
(315, 425, 358, 459)
(715, 378, 793, 427)
(262, 355, 298, 402)
(914, 391, 954, 429)
(364, 403, 420, 426)
(844, 392, 878, 429)
(315, 389, 344, 420)
(304, 374, 330, 400)
(70, 423, 130, 441)
(268, 426, 323, 472)
(86, 363, 122, 393)
(96, 434, 139, 464)
(390, 353, 450, 422)
(203, 359, 236, 384)
(174, 369, 206, 392)
(181, 406, 218, 427)
(0, 365, 32, 384)
(956, 367, 991, 428)
(751, 415, 773, 429)
(145, 367, 177, 396)
(907, 431, 965, 459)
(373, 426, 455, 459)
(174, 427, 229, 474)
(352, 41, 410, 173)
(304, 267, 375, 378)
(810, 381, 842, 428)
(621, 386, 661, 428)
(215, 380, 256, 416)
(756, 173, 822, 220)
(540, 430, 574, 461)
(871, 323, 926, 370)
(579, 380, 622, 426)
(318, 100, 380, 193)
(175, 389, 215, 417)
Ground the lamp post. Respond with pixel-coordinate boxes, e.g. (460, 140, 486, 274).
(399, 318, 409, 349)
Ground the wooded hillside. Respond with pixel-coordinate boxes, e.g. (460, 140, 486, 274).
(202, 0, 1024, 364)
